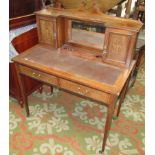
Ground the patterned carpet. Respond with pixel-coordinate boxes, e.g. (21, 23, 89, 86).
(9, 65, 144, 155)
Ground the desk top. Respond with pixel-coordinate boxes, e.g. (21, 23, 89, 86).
(12, 44, 135, 95)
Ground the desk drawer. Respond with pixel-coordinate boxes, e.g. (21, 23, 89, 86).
(19, 65, 58, 85)
(59, 79, 111, 103)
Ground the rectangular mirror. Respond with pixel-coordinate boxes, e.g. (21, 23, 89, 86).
(67, 20, 106, 50)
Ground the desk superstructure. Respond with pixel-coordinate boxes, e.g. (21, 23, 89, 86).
(12, 8, 142, 153)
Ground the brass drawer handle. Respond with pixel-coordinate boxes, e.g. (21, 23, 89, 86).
(78, 91, 84, 95)
(85, 90, 88, 94)
(77, 87, 83, 95)
(77, 87, 89, 95)
(32, 72, 36, 76)
(32, 72, 41, 77)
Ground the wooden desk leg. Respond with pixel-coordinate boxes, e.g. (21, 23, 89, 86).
(131, 47, 144, 87)
(50, 86, 53, 94)
(116, 77, 130, 117)
(15, 63, 30, 117)
(100, 96, 116, 153)
(38, 86, 43, 94)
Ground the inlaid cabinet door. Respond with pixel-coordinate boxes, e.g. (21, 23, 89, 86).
(36, 16, 57, 47)
(103, 28, 137, 68)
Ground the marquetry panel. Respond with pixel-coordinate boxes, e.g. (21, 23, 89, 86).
(37, 16, 56, 47)
(103, 28, 137, 68)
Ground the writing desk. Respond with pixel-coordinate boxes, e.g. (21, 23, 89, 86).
(13, 44, 135, 153)
(12, 8, 142, 153)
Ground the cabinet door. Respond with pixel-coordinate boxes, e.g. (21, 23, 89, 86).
(103, 28, 137, 68)
(37, 16, 57, 47)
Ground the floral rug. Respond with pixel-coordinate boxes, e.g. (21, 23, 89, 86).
(9, 66, 144, 155)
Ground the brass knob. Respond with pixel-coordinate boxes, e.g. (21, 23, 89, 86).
(24, 58, 28, 61)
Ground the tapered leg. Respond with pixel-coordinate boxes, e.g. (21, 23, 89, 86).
(130, 47, 144, 87)
(116, 77, 130, 117)
(38, 86, 43, 94)
(100, 96, 116, 153)
(50, 86, 53, 94)
(15, 63, 30, 116)
(19, 98, 24, 108)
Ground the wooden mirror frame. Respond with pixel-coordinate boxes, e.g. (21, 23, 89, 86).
(64, 19, 106, 52)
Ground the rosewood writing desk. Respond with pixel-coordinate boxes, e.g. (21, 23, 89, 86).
(12, 8, 143, 153)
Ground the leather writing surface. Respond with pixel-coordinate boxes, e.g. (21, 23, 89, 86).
(24, 45, 121, 85)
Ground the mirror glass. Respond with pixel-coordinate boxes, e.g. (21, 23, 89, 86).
(69, 20, 105, 50)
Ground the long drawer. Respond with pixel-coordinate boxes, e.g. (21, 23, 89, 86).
(19, 65, 58, 86)
(59, 78, 111, 104)
(19, 65, 112, 104)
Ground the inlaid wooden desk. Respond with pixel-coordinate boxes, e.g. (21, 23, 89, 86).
(12, 44, 135, 153)
(12, 7, 142, 153)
